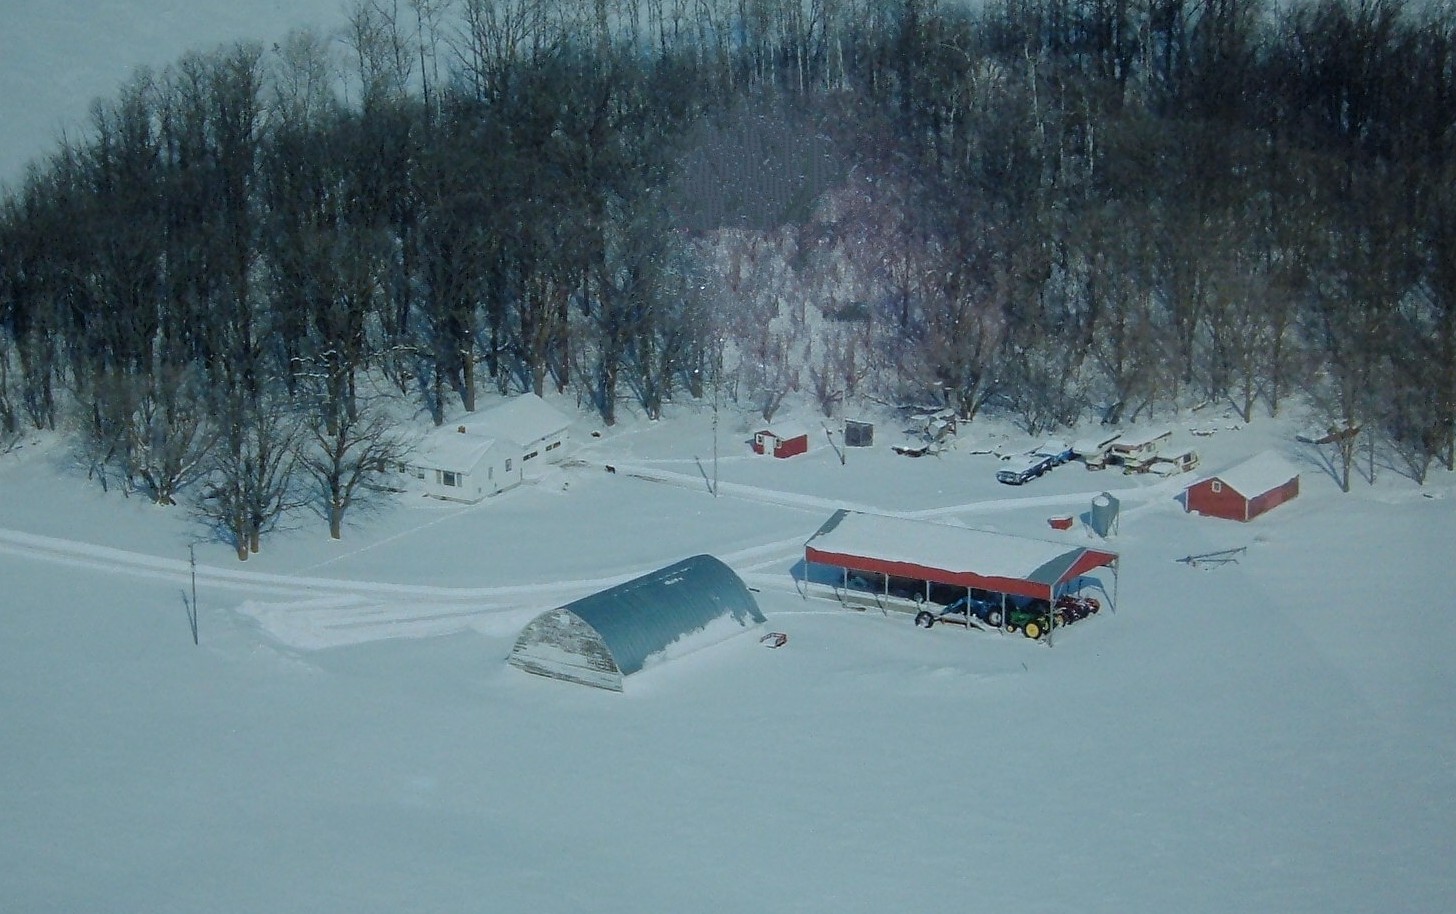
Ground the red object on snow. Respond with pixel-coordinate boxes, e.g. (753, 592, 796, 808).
(751, 429, 809, 458)
(1183, 451, 1300, 522)
(1048, 515, 1074, 530)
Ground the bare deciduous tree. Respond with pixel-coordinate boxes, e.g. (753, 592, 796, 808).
(198, 388, 306, 560)
(298, 396, 413, 539)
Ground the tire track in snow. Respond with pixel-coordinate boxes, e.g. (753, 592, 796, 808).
(0, 527, 664, 649)
(600, 460, 1181, 523)
(0, 465, 1180, 649)
(0, 527, 655, 604)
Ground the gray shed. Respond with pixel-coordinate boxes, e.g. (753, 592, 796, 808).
(508, 555, 766, 691)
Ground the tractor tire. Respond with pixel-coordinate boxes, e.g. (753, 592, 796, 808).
(1024, 620, 1042, 640)
(915, 610, 935, 629)
(987, 610, 1003, 627)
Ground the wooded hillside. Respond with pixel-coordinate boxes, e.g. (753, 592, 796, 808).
(1, 0, 1451, 554)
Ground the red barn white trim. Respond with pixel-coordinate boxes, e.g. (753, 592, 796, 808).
(1184, 451, 1300, 522)
(751, 427, 809, 458)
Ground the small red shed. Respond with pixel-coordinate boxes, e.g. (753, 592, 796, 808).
(751, 427, 809, 459)
(1184, 451, 1300, 522)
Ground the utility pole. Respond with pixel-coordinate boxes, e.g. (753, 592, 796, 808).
(712, 385, 719, 498)
(187, 545, 199, 646)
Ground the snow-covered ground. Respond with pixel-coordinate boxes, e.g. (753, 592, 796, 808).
(3, 397, 1453, 913)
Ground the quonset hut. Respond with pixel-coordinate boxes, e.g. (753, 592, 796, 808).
(508, 555, 766, 691)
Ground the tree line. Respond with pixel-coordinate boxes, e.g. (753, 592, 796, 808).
(0, 0, 1452, 556)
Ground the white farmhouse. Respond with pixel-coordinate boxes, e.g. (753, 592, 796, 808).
(409, 393, 571, 503)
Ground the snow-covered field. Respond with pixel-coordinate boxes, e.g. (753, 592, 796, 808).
(3, 397, 1454, 913)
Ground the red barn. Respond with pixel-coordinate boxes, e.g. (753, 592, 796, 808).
(1184, 451, 1300, 522)
(751, 427, 809, 459)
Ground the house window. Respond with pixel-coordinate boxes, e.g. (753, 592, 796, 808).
(546, 441, 560, 451)
(506, 458, 513, 472)
(1211, 480, 1223, 493)
(524, 450, 538, 461)
(442, 471, 460, 487)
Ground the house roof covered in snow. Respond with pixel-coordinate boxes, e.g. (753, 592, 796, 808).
(804, 510, 1118, 599)
(1194, 450, 1300, 497)
(477, 393, 570, 448)
(413, 427, 497, 472)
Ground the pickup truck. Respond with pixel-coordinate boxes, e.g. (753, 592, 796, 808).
(996, 452, 1056, 485)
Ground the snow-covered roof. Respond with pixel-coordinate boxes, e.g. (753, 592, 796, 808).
(509, 555, 765, 691)
(1110, 427, 1172, 450)
(477, 393, 570, 448)
(1072, 430, 1122, 454)
(1197, 450, 1300, 497)
(1035, 439, 1072, 455)
(756, 424, 812, 440)
(805, 510, 1117, 597)
(413, 427, 497, 472)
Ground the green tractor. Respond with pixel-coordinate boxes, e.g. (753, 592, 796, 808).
(1003, 598, 1053, 640)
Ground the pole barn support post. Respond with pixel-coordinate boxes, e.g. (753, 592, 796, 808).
(1111, 557, 1120, 614)
(1047, 583, 1055, 647)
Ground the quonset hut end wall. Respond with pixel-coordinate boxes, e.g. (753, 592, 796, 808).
(509, 554, 765, 691)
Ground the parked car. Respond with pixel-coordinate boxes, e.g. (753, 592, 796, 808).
(996, 453, 1056, 485)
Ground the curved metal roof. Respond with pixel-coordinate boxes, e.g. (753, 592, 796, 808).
(510, 555, 765, 690)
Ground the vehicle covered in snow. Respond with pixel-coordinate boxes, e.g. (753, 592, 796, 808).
(1148, 448, 1200, 477)
(1105, 427, 1172, 470)
(997, 452, 1057, 485)
(1072, 430, 1123, 468)
(1033, 439, 1075, 466)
